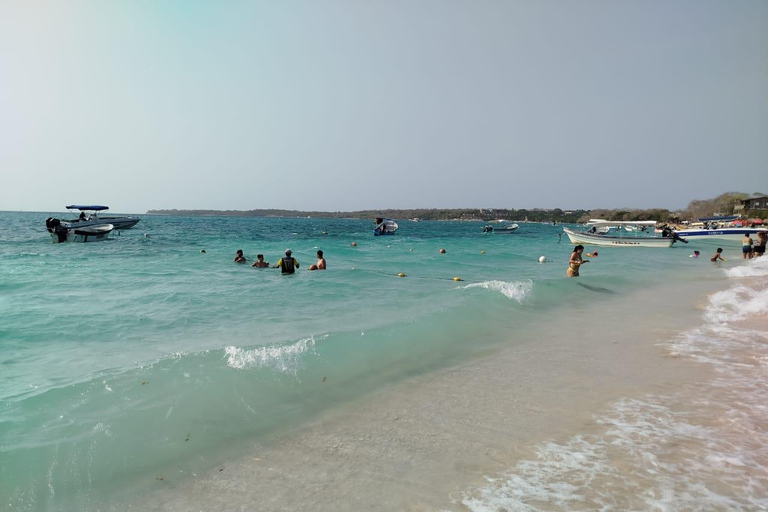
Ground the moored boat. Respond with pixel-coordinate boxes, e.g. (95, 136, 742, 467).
(47, 219, 114, 243)
(374, 217, 398, 236)
(673, 216, 767, 243)
(53, 205, 141, 230)
(563, 227, 677, 248)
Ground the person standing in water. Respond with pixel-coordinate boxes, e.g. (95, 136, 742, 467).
(234, 249, 247, 263)
(567, 245, 588, 277)
(309, 250, 326, 271)
(251, 254, 269, 268)
(274, 249, 299, 274)
(742, 233, 754, 259)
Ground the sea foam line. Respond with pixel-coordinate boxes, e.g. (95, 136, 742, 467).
(224, 335, 322, 373)
(461, 280, 533, 302)
(454, 272, 768, 511)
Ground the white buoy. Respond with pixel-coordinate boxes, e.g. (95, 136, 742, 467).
(539, 256, 546, 263)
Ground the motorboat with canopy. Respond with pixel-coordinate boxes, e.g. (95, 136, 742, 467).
(563, 219, 683, 248)
(46, 205, 141, 231)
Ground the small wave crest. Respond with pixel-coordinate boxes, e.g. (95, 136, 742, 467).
(704, 284, 768, 324)
(725, 256, 768, 278)
(461, 280, 533, 302)
(455, 272, 768, 511)
(224, 336, 321, 373)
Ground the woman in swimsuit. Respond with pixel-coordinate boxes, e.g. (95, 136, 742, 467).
(742, 234, 754, 259)
(567, 245, 588, 277)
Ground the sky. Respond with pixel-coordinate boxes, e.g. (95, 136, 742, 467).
(1, 0, 766, 214)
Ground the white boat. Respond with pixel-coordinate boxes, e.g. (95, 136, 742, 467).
(374, 217, 398, 236)
(563, 228, 677, 248)
(50, 205, 141, 230)
(483, 222, 519, 233)
(673, 216, 767, 243)
(47, 221, 114, 243)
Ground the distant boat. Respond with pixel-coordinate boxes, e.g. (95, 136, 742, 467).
(483, 222, 519, 233)
(374, 217, 398, 236)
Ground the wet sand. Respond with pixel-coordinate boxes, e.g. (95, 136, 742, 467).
(141, 277, 732, 511)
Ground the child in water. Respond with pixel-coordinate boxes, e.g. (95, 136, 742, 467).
(689, 250, 700, 258)
(711, 248, 726, 262)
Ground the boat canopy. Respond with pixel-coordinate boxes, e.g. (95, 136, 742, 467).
(698, 215, 739, 222)
(66, 205, 109, 211)
(587, 219, 657, 227)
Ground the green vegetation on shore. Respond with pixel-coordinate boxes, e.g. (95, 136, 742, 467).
(147, 192, 766, 223)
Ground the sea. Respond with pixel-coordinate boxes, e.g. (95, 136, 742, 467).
(1, 212, 766, 512)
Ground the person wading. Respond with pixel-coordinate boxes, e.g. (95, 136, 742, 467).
(274, 249, 300, 274)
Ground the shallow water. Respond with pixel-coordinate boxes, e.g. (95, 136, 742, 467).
(0, 212, 757, 511)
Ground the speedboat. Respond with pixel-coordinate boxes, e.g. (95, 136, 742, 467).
(673, 216, 767, 243)
(46, 218, 114, 243)
(48, 205, 141, 230)
(374, 217, 398, 236)
(563, 220, 681, 248)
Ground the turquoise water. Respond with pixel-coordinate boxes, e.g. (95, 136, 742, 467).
(0, 212, 723, 511)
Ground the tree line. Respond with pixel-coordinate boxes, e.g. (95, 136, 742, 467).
(148, 192, 766, 223)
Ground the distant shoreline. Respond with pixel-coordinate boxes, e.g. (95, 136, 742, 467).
(145, 208, 589, 223)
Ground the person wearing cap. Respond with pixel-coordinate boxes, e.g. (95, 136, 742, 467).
(274, 249, 299, 274)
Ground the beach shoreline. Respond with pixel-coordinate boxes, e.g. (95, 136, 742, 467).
(136, 273, 743, 511)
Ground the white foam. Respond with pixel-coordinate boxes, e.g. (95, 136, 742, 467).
(224, 336, 320, 373)
(725, 257, 768, 278)
(456, 274, 768, 511)
(461, 280, 533, 302)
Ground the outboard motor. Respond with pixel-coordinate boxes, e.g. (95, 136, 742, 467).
(46, 217, 68, 243)
(45, 217, 61, 232)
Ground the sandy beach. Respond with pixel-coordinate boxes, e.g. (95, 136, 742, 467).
(137, 273, 755, 512)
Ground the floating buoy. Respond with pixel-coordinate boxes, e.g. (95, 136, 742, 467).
(539, 256, 546, 263)
(387, 245, 391, 248)
(453, 277, 463, 281)
(351, 242, 357, 247)
(439, 248, 446, 254)
(397, 273, 406, 277)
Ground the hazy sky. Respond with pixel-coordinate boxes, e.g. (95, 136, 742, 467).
(1, 0, 766, 213)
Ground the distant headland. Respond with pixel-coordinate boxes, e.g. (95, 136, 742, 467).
(147, 192, 766, 223)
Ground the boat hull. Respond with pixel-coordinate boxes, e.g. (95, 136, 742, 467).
(61, 216, 140, 230)
(50, 224, 114, 243)
(563, 228, 675, 248)
(674, 228, 767, 243)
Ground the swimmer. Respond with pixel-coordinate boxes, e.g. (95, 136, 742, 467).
(711, 248, 726, 262)
(251, 254, 269, 268)
(567, 245, 588, 277)
(689, 250, 700, 258)
(234, 249, 246, 263)
(308, 250, 326, 271)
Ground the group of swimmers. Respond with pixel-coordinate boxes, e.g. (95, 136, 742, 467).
(742, 232, 767, 259)
(234, 249, 326, 273)
(567, 243, 754, 277)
